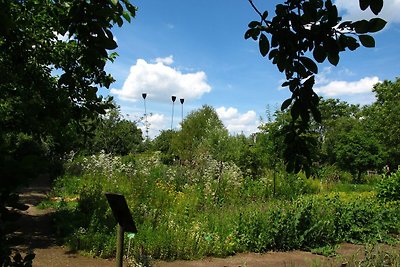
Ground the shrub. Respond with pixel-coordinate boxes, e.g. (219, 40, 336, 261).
(377, 167, 400, 202)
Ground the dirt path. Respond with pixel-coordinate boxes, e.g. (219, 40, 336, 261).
(10, 177, 116, 267)
(9, 178, 376, 267)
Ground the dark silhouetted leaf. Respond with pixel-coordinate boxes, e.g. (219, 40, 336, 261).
(346, 36, 360, 51)
(311, 105, 321, 123)
(291, 100, 300, 120)
(368, 18, 387, 33)
(353, 20, 369, 34)
(313, 45, 326, 63)
(359, 0, 370, 10)
(259, 33, 270, 57)
(300, 56, 318, 74)
(359, 34, 375, 47)
(370, 0, 383, 15)
(248, 20, 261, 28)
(262, 10, 269, 20)
(327, 52, 339, 66)
(281, 98, 292, 111)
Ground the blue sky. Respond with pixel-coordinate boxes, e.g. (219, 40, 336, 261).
(104, 0, 400, 138)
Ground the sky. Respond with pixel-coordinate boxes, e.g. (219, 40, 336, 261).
(103, 0, 400, 139)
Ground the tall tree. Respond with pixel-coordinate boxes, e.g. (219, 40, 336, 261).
(0, 0, 136, 262)
(363, 78, 400, 169)
(324, 116, 384, 181)
(171, 105, 228, 163)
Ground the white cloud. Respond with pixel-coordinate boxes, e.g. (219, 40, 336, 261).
(155, 55, 174, 65)
(314, 76, 380, 97)
(216, 107, 259, 135)
(335, 0, 400, 24)
(111, 57, 211, 102)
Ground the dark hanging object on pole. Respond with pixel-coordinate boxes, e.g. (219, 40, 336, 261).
(171, 95, 176, 130)
(180, 98, 184, 124)
(142, 93, 149, 140)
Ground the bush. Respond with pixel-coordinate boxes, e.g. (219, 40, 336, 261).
(377, 167, 400, 202)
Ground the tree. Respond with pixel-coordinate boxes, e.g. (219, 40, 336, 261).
(324, 116, 384, 181)
(0, 0, 136, 262)
(363, 78, 400, 169)
(171, 105, 228, 163)
(246, 0, 386, 173)
(152, 129, 178, 164)
(92, 106, 143, 155)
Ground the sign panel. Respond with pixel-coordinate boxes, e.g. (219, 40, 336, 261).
(105, 192, 137, 233)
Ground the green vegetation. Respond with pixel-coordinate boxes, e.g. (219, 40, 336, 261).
(47, 151, 400, 261)
(1, 0, 397, 265)
(38, 91, 400, 262)
(247, 0, 386, 172)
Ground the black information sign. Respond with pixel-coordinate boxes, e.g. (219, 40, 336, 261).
(105, 192, 137, 233)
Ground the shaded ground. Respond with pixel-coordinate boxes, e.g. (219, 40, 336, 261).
(9, 177, 396, 266)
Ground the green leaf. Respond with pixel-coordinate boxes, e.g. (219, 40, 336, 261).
(111, 0, 118, 6)
(368, 18, 387, 33)
(359, 0, 370, 10)
(281, 98, 292, 111)
(359, 34, 375, 47)
(259, 33, 270, 57)
(299, 56, 318, 74)
(369, 0, 383, 15)
(122, 11, 131, 23)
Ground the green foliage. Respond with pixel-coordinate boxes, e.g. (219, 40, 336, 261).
(47, 152, 400, 261)
(324, 117, 384, 182)
(363, 78, 400, 168)
(377, 168, 400, 202)
(246, 0, 386, 173)
(0, 0, 136, 261)
(171, 105, 228, 163)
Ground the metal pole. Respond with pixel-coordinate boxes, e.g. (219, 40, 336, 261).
(116, 224, 124, 267)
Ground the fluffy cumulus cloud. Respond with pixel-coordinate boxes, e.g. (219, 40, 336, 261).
(314, 76, 380, 97)
(216, 107, 258, 135)
(111, 56, 211, 102)
(335, 0, 400, 24)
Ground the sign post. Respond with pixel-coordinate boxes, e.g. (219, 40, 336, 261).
(105, 193, 137, 267)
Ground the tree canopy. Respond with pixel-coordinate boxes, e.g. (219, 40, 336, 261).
(0, 0, 137, 262)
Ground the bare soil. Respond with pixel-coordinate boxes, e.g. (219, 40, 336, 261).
(9, 177, 386, 267)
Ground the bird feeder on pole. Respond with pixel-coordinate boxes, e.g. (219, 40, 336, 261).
(171, 95, 176, 130)
(142, 93, 149, 140)
(180, 98, 184, 124)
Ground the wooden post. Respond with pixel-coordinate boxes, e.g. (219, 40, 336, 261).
(116, 224, 124, 267)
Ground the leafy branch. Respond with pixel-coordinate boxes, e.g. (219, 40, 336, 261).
(246, 0, 386, 174)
